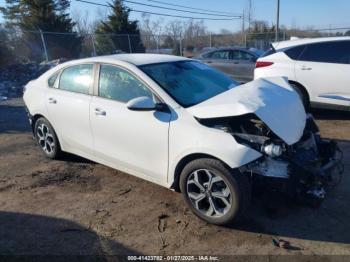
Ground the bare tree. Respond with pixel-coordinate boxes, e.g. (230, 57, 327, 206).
(140, 13, 163, 51)
(73, 10, 93, 34)
(164, 20, 185, 55)
(181, 19, 207, 55)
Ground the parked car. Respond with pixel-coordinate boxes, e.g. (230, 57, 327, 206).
(23, 54, 342, 225)
(196, 47, 260, 83)
(254, 37, 350, 110)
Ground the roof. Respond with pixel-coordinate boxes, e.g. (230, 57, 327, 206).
(68, 53, 190, 66)
(272, 36, 350, 50)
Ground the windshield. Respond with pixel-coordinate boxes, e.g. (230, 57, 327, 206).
(139, 61, 239, 107)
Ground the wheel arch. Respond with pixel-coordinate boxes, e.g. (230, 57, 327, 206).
(31, 114, 46, 134)
(288, 80, 310, 106)
(171, 153, 232, 192)
(31, 114, 63, 150)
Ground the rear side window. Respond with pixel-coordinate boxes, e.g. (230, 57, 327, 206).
(58, 64, 93, 94)
(48, 72, 59, 87)
(299, 41, 350, 64)
(239, 51, 256, 61)
(284, 45, 306, 60)
(230, 50, 240, 60)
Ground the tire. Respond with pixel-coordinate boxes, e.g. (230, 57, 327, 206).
(179, 158, 250, 226)
(34, 117, 61, 159)
(289, 82, 309, 110)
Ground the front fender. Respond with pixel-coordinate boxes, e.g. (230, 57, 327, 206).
(168, 117, 262, 186)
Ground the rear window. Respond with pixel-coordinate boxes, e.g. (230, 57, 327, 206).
(284, 45, 306, 60)
(299, 41, 350, 64)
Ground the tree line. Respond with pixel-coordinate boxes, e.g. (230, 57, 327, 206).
(1, 0, 350, 67)
(0, 0, 144, 66)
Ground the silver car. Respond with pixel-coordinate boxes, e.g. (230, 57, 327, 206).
(197, 48, 260, 83)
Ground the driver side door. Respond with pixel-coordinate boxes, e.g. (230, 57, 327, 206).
(90, 64, 172, 183)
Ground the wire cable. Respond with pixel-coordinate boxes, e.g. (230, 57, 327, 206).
(75, 0, 242, 20)
(122, 0, 241, 18)
(145, 0, 239, 16)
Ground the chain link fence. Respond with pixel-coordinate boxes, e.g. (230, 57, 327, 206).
(1, 27, 350, 67)
(1, 27, 349, 100)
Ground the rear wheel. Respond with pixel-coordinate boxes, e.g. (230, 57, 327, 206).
(179, 158, 250, 225)
(34, 117, 61, 159)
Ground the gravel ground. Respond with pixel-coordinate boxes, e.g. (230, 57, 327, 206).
(0, 98, 350, 258)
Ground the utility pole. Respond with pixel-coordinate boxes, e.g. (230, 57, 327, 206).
(39, 29, 49, 62)
(247, 0, 252, 31)
(241, 13, 245, 45)
(275, 0, 280, 42)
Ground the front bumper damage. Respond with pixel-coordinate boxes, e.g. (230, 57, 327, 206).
(199, 113, 344, 205)
(245, 121, 344, 204)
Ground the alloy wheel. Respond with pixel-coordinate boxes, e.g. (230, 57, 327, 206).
(36, 123, 55, 155)
(186, 169, 232, 218)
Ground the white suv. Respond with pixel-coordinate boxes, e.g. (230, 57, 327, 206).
(23, 54, 342, 225)
(254, 37, 350, 110)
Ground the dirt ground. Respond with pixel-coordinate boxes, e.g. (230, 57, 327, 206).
(1, 98, 350, 258)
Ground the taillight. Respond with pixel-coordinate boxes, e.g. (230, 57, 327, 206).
(255, 61, 274, 68)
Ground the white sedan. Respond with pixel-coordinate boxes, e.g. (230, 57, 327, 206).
(23, 54, 342, 225)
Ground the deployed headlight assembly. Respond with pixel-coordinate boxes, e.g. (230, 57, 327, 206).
(263, 143, 283, 157)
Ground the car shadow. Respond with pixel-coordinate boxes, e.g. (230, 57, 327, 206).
(230, 138, 350, 244)
(58, 152, 96, 164)
(0, 104, 31, 133)
(0, 211, 140, 258)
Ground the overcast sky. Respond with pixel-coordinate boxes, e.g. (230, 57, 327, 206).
(1, 0, 349, 33)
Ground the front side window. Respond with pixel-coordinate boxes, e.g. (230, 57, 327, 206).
(58, 64, 93, 94)
(299, 41, 350, 64)
(99, 64, 153, 103)
(139, 61, 239, 107)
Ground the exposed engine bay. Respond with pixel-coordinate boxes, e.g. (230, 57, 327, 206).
(198, 113, 344, 205)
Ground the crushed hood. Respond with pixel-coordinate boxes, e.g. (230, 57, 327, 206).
(187, 77, 306, 145)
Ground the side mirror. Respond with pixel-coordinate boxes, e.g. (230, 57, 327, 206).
(127, 96, 156, 111)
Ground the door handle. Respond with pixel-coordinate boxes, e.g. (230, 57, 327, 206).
(233, 61, 239, 64)
(206, 61, 212, 64)
(48, 97, 57, 104)
(301, 66, 312, 71)
(94, 108, 106, 116)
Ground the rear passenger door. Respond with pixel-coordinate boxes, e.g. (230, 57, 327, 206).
(295, 41, 350, 107)
(46, 64, 95, 156)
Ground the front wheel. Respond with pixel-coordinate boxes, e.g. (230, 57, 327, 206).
(34, 117, 61, 159)
(289, 82, 309, 110)
(179, 158, 250, 225)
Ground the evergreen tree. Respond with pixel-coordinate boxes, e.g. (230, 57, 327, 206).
(0, 0, 82, 61)
(94, 0, 145, 54)
(0, 25, 15, 67)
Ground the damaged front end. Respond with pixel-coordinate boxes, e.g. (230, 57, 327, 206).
(199, 114, 344, 205)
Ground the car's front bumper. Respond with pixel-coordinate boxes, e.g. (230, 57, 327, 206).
(247, 133, 344, 203)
